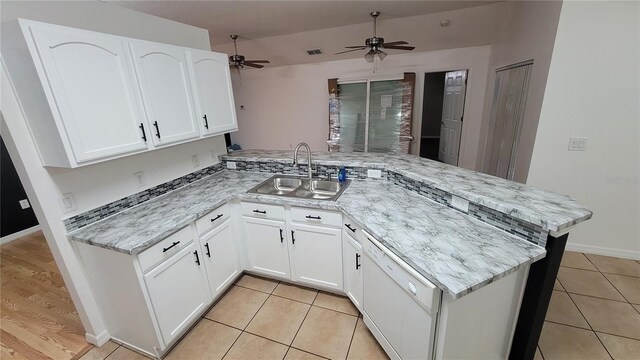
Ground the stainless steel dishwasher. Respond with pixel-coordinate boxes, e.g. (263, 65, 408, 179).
(360, 230, 441, 360)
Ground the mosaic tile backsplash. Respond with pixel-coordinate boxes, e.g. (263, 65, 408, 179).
(65, 158, 548, 247)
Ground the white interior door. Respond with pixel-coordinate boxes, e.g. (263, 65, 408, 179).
(131, 42, 200, 146)
(27, 23, 149, 163)
(438, 70, 468, 165)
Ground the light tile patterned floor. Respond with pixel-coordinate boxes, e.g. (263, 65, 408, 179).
(81, 251, 640, 360)
(539, 251, 640, 359)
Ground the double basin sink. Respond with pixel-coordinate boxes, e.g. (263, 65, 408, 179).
(247, 175, 351, 201)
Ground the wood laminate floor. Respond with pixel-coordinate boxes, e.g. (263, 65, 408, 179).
(0, 231, 91, 360)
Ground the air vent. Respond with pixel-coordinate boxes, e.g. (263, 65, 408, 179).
(306, 49, 323, 55)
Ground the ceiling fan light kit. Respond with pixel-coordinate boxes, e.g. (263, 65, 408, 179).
(336, 11, 415, 62)
(228, 34, 270, 70)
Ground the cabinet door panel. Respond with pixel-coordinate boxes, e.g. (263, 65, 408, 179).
(343, 232, 363, 310)
(27, 24, 148, 163)
(201, 219, 240, 298)
(131, 42, 199, 146)
(188, 50, 237, 135)
(243, 217, 290, 278)
(144, 242, 210, 345)
(290, 223, 343, 291)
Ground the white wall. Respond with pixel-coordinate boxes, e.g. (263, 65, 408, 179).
(479, 0, 562, 181)
(528, 1, 640, 259)
(1, 0, 226, 343)
(230, 46, 491, 170)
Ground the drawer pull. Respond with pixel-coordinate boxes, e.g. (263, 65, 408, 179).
(291, 230, 296, 245)
(204, 243, 211, 257)
(210, 214, 224, 222)
(345, 224, 356, 232)
(162, 241, 180, 253)
(305, 215, 321, 220)
(356, 253, 361, 270)
(194, 250, 200, 266)
(253, 209, 266, 214)
(279, 229, 284, 243)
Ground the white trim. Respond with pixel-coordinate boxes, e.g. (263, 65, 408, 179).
(565, 243, 640, 260)
(85, 329, 110, 347)
(0, 225, 41, 245)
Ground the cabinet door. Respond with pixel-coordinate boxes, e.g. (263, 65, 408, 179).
(187, 50, 238, 136)
(144, 242, 211, 345)
(26, 22, 148, 163)
(242, 217, 290, 278)
(289, 223, 343, 291)
(130, 42, 200, 146)
(200, 219, 240, 299)
(343, 232, 363, 310)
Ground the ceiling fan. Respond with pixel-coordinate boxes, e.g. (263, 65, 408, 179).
(336, 11, 415, 62)
(228, 35, 270, 69)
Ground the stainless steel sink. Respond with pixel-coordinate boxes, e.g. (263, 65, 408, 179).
(248, 175, 351, 201)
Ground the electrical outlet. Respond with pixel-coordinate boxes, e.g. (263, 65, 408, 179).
(568, 137, 587, 151)
(191, 154, 200, 168)
(367, 169, 382, 178)
(58, 193, 76, 213)
(19, 199, 31, 209)
(451, 195, 469, 213)
(226, 161, 237, 170)
(134, 171, 146, 187)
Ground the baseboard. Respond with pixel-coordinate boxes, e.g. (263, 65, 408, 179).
(565, 242, 640, 260)
(0, 225, 41, 245)
(85, 329, 110, 347)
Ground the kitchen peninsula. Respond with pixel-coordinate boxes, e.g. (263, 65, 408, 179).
(68, 150, 591, 359)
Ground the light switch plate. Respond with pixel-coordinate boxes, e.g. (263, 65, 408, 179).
(568, 137, 587, 151)
(367, 169, 382, 178)
(59, 192, 76, 213)
(226, 161, 237, 170)
(451, 195, 469, 213)
(19, 199, 30, 209)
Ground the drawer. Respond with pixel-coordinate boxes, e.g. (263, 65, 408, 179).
(241, 202, 285, 220)
(342, 215, 361, 238)
(138, 226, 193, 273)
(195, 203, 230, 236)
(290, 206, 342, 227)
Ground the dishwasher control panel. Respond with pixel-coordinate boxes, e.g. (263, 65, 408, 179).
(363, 234, 439, 314)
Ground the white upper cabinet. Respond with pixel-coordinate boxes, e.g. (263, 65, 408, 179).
(187, 49, 238, 136)
(130, 41, 200, 146)
(22, 20, 149, 165)
(18, 19, 237, 167)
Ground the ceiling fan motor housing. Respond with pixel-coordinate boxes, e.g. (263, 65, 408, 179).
(366, 37, 384, 49)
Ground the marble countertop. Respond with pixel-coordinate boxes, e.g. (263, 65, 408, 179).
(69, 169, 545, 299)
(222, 150, 593, 232)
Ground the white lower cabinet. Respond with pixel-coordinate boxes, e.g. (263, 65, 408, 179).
(242, 216, 290, 279)
(343, 231, 363, 310)
(289, 223, 343, 291)
(199, 218, 241, 298)
(143, 241, 211, 345)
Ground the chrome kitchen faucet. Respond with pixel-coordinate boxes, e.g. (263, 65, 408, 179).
(293, 142, 313, 179)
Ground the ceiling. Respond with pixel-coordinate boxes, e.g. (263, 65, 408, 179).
(108, 0, 507, 66)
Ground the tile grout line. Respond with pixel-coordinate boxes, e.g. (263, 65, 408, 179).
(100, 344, 121, 360)
(537, 345, 545, 360)
(344, 313, 360, 360)
(286, 291, 316, 352)
(563, 259, 617, 359)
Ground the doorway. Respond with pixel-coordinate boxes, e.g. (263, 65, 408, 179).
(419, 70, 468, 165)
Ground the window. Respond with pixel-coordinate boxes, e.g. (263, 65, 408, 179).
(328, 74, 415, 154)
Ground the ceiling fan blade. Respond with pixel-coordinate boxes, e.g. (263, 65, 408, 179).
(384, 45, 415, 51)
(243, 62, 265, 68)
(383, 41, 408, 46)
(244, 60, 270, 63)
(345, 46, 367, 49)
(335, 48, 367, 55)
